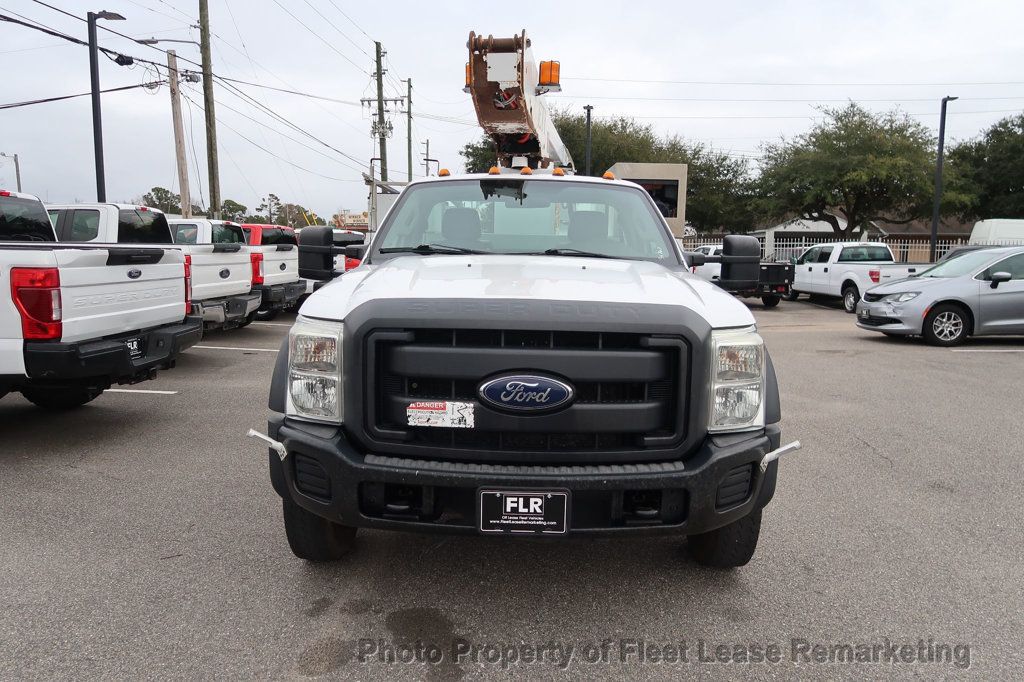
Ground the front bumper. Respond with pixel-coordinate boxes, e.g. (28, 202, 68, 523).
(855, 299, 923, 335)
(23, 316, 203, 387)
(265, 414, 783, 536)
(193, 292, 262, 326)
(254, 281, 305, 311)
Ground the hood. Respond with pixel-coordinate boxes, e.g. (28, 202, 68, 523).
(300, 255, 755, 329)
(867, 275, 953, 295)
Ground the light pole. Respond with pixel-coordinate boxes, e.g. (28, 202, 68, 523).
(929, 95, 958, 262)
(87, 10, 125, 202)
(584, 104, 594, 176)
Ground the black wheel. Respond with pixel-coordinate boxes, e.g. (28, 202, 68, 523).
(761, 295, 781, 308)
(922, 304, 968, 347)
(254, 309, 280, 322)
(842, 285, 860, 314)
(21, 385, 103, 410)
(785, 289, 800, 301)
(282, 497, 357, 561)
(687, 509, 762, 568)
(236, 312, 256, 328)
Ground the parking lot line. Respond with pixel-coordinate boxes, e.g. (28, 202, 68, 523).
(251, 322, 293, 327)
(106, 388, 179, 395)
(194, 345, 280, 353)
(950, 349, 1024, 353)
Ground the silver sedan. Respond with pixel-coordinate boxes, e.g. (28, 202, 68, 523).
(856, 246, 1024, 346)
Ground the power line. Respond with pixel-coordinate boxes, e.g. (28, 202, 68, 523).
(594, 108, 1024, 120)
(216, 77, 360, 105)
(181, 92, 206, 210)
(322, 0, 373, 41)
(269, 0, 368, 74)
(552, 94, 1024, 103)
(565, 76, 1024, 87)
(300, 0, 369, 57)
(0, 81, 165, 110)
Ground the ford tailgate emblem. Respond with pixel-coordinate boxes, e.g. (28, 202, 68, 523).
(478, 374, 574, 412)
(219, 268, 230, 279)
(127, 268, 142, 279)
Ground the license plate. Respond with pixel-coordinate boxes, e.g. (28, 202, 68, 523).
(125, 337, 144, 359)
(478, 489, 569, 535)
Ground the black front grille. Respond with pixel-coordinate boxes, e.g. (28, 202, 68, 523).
(365, 328, 687, 460)
(859, 314, 900, 327)
(863, 292, 886, 302)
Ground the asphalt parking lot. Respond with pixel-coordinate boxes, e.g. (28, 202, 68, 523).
(2, 302, 1023, 679)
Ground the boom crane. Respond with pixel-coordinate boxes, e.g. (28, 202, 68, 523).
(464, 31, 573, 171)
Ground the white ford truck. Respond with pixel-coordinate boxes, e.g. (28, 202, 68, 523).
(48, 204, 259, 330)
(251, 173, 800, 569)
(790, 242, 926, 312)
(2, 190, 201, 409)
(239, 224, 305, 320)
(167, 218, 261, 328)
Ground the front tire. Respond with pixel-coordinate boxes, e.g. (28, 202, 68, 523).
(923, 304, 968, 346)
(761, 295, 781, 308)
(842, 285, 860, 314)
(282, 497, 357, 561)
(688, 509, 762, 568)
(21, 385, 103, 410)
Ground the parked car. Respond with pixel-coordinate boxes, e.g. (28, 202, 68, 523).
(167, 218, 262, 329)
(690, 243, 792, 307)
(2, 190, 201, 409)
(968, 219, 1024, 245)
(251, 173, 800, 569)
(239, 224, 304, 320)
(48, 204, 258, 331)
(856, 246, 1024, 346)
(790, 242, 928, 313)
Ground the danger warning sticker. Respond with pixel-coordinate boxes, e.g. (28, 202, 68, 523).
(406, 401, 475, 429)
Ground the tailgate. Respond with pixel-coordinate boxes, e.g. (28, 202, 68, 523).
(259, 245, 299, 286)
(181, 245, 252, 301)
(54, 247, 185, 343)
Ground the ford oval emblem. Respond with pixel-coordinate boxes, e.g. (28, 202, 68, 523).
(219, 268, 230, 279)
(127, 268, 142, 279)
(279, 263, 287, 271)
(478, 374, 574, 413)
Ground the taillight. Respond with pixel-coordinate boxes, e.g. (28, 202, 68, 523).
(869, 269, 880, 284)
(11, 267, 62, 340)
(344, 257, 361, 271)
(250, 252, 265, 285)
(184, 254, 193, 315)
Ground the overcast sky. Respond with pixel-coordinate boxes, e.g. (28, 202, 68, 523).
(2, 0, 1022, 219)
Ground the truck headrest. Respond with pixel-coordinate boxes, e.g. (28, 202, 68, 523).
(442, 208, 481, 243)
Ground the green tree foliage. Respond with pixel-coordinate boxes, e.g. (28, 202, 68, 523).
(141, 186, 181, 214)
(756, 103, 968, 237)
(220, 199, 247, 222)
(948, 113, 1024, 219)
(459, 112, 756, 232)
(256, 193, 281, 223)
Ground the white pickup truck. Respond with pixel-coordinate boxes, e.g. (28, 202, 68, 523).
(2, 190, 201, 409)
(790, 242, 926, 313)
(48, 204, 259, 330)
(167, 219, 261, 328)
(239, 224, 305, 320)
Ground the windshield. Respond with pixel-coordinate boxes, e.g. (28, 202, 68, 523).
(0, 195, 55, 242)
(917, 250, 1000, 278)
(373, 179, 677, 264)
(837, 245, 893, 262)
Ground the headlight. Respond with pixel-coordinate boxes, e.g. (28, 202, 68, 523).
(286, 316, 343, 423)
(709, 327, 765, 432)
(881, 292, 920, 303)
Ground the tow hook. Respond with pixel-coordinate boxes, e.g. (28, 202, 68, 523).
(760, 440, 801, 472)
(247, 429, 288, 461)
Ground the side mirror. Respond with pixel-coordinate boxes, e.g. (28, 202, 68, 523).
(684, 251, 707, 267)
(345, 244, 367, 261)
(990, 271, 1011, 288)
(718, 235, 761, 290)
(333, 232, 364, 247)
(298, 226, 341, 281)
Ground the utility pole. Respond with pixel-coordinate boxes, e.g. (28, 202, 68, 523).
(405, 78, 413, 181)
(198, 0, 221, 218)
(166, 51, 191, 217)
(1, 153, 21, 192)
(929, 95, 958, 262)
(86, 11, 124, 201)
(422, 139, 437, 176)
(584, 104, 594, 176)
(374, 41, 388, 181)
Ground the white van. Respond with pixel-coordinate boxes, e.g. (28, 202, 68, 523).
(969, 219, 1024, 244)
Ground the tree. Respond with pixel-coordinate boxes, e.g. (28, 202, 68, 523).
(756, 103, 968, 238)
(256, 193, 281, 223)
(141, 186, 181, 214)
(458, 112, 756, 232)
(948, 113, 1024, 219)
(277, 202, 321, 229)
(220, 199, 247, 222)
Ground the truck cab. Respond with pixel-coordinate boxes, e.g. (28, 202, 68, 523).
(254, 172, 797, 569)
(240, 224, 304, 320)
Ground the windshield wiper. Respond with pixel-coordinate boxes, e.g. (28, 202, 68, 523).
(537, 248, 617, 259)
(379, 243, 486, 255)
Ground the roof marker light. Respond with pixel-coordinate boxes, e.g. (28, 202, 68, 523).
(602, 171, 616, 180)
(520, 167, 533, 175)
(488, 166, 501, 175)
